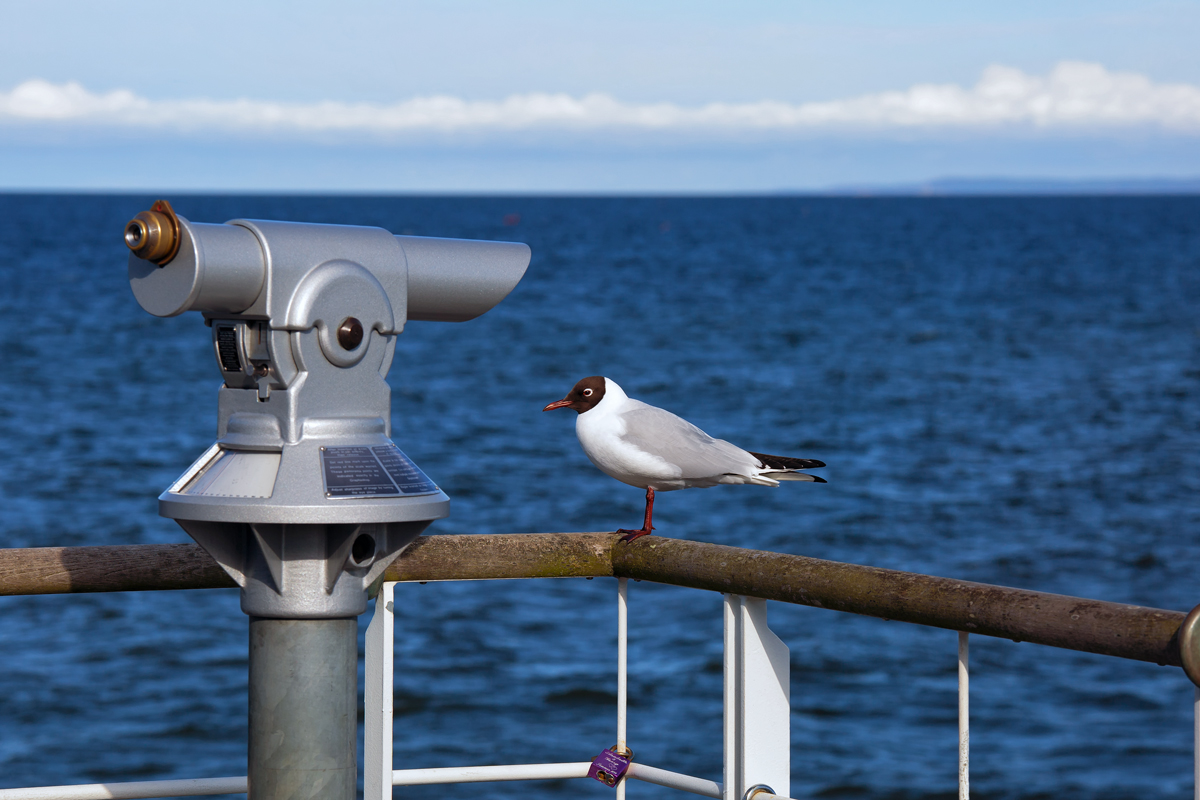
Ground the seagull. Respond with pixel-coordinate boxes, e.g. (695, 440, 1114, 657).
(543, 376, 826, 541)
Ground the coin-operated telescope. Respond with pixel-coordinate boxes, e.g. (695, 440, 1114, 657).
(126, 200, 529, 800)
(127, 199, 529, 617)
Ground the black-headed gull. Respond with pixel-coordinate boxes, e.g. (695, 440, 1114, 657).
(543, 376, 826, 541)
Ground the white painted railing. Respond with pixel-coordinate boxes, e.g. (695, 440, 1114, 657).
(959, 631, 969, 800)
(0, 778, 248, 800)
(364, 578, 796, 800)
(5, 575, 1196, 800)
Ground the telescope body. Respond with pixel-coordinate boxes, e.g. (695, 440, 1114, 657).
(128, 206, 529, 617)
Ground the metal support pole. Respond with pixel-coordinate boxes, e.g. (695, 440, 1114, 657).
(958, 632, 969, 800)
(249, 618, 358, 800)
(617, 577, 629, 800)
(1194, 686, 1199, 800)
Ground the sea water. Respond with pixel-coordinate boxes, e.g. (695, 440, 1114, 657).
(1, 194, 1199, 798)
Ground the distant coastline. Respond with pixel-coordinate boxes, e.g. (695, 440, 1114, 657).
(810, 176, 1200, 197)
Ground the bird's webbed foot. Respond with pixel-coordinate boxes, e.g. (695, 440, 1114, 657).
(616, 526, 654, 543)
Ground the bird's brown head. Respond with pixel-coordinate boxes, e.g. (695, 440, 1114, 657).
(542, 376, 607, 414)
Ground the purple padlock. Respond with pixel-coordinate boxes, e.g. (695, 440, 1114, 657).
(588, 745, 634, 787)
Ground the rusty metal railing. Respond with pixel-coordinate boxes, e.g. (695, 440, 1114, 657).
(0, 533, 1192, 674)
(4, 532, 1200, 800)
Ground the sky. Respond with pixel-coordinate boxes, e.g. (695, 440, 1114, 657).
(1, 0, 1198, 193)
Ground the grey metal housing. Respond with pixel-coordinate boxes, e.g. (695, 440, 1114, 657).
(129, 214, 530, 618)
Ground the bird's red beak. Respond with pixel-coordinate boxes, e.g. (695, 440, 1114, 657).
(543, 398, 573, 412)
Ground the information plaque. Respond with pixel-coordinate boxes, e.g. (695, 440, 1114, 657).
(320, 445, 439, 498)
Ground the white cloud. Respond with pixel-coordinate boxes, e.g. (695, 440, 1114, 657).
(2, 62, 1198, 136)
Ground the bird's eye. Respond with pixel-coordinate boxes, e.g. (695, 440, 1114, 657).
(583, 388, 593, 397)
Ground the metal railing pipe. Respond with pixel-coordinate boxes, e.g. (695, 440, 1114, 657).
(0, 777, 247, 800)
(391, 763, 592, 785)
(0, 534, 615, 596)
(383, 532, 615, 582)
(627, 763, 722, 798)
(0, 543, 234, 595)
(611, 537, 1184, 667)
(0, 534, 1186, 667)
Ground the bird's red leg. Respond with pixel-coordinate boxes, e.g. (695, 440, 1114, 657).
(617, 487, 655, 542)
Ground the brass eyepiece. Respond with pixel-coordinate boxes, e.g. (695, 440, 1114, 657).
(125, 199, 181, 265)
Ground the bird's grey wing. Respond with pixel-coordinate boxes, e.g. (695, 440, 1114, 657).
(618, 403, 755, 479)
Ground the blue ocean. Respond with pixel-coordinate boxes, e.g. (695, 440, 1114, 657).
(2, 194, 1199, 798)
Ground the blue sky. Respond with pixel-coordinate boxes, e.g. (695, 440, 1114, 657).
(2, 1, 1198, 192)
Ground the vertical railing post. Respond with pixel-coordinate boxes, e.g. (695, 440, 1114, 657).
(617, 577, 629, 800)
(723, 594, 790, 800)
(364, 583, 396, 800)
(724, 595, 737, 800)
(1194, 686, 1199, 800)
(959, 632, 969, 800)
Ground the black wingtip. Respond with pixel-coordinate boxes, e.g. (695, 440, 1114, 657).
(749, 451, 826, 470)
(812, 475, 828, 484)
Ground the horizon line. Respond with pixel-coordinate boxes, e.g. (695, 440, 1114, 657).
(3, 176, 1199, 198)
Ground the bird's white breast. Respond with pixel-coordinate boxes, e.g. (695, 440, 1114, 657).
(575, 395, 683, 489)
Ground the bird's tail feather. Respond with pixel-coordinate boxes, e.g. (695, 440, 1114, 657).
(769, 471, 827, 483)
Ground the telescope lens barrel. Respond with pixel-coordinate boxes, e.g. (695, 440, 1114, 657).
(126, 206, 530, 323)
